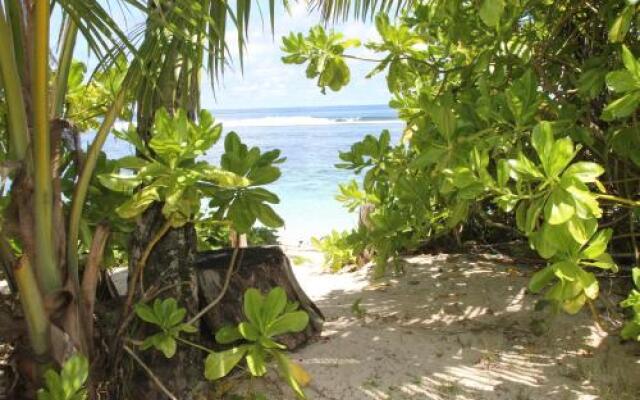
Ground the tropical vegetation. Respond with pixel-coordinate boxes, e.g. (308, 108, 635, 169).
(286, 0, 640, 336)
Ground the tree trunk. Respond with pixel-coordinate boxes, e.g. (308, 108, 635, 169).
(196, 247, 324, 350)
(126, 204, 202, 399)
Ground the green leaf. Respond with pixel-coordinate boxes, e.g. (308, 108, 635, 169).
(621, 319, 640, 341)
(243, 288, 264, 329)
(272, 351, 307, 399)
(215, 325, 242, 344)
(531, 122, 553, 166)
(428, 104, 456, 139)
(479, 0, 505, 28)
(507, 154, 544, 180)
(134, 303, 159, 325)
(544, 188, 575, 225)
(155, 334, 177, 358)
(564, 184, 602, 219)
(246, 346, 268, 377)
(622, 45, 640, 78)
(546, 137, 574, 178)
(228, 197, 257, 233)
(567, 217, 591, 245)
(238, 322, 260, 341)
(59, 355, 89, 398)
(248, 166, 281, 185)
(262, 287, 288, 324)
(606, 70, 640, 93)
(602, 91, 640, 120)
(98, 173, 142, 193)
(204, 346, 249, 380)
(266, 311, 309, 337)
(633, 268, 640, 289)
(115, 186, 160, 219)
(528, 265, 555, 293)
(609, 6, 635, 43)
(562, 162, 604, 183)
(255, 203, 284, 228)
(580, 228, 612, 259)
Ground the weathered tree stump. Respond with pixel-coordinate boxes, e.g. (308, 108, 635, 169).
(196, 247, 324, 350)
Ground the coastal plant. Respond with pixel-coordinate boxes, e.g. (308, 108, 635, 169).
(283, 2, 640, 335)
(133, 287, 311, 398)
(134, 298, 198, 358)
(312, 229, 362, 271)
(0, 0, 300, 395)
(98, 108, 250, 229)
(37, 355, 89, 400)
(620, 268, 640, 340)
(207, 287, 311, 398)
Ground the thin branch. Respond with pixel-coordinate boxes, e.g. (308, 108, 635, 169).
(187, 245, 239, 325)
(124, 219, 173, 312)
(123, 344, 178, 400)
(596, 194, 640, 208)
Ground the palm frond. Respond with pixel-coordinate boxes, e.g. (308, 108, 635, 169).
(55, 0, 143, 66)
(308, 0, 416, 22)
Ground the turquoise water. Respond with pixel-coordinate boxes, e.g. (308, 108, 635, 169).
(99, 104, 403, 244)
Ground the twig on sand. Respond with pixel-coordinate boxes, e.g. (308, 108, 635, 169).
(123, 344, 178, 400)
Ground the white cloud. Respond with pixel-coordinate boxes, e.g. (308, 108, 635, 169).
(202, 7, 390, 110)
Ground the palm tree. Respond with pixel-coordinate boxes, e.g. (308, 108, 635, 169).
(0, 0, 412, 396)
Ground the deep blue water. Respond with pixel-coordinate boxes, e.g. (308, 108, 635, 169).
(99, 104, 403, 243)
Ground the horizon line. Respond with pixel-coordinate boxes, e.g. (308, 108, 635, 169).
(209, 103, 390, 112)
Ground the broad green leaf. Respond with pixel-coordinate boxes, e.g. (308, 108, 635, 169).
(155, 334, 177, 358)
(578, 270, 599, 300)
(546, 137, 574, 178)
(531, 122, 553, 166)
(248, 166, 281, 185)
(428, 104, 456, 139)
(238, 322, 260, 341)
(564, 184, 602, 219)
(272, 351, 307, 399)
(580, 228, 612, 259)
(507, 154, 544, 180)
(602, 91, 640, 120)
(116, 186, 160, 219)
(246, 346, 268, 377)
(134, 303, 159, 325)
(621, 319, 640, 340)
(215, 325, 242, 344)
(562, 162, 604, 183)
(204, 346, 249, 380)
(59, 355, 89, 397)
(255, 203, 285, 228)
(98, 173, 142, 193)
(609, 6, 635, 43)
(262, 287, 288, 324)
(528, 265, 555, 293)
(567, 217, 591, 245)
(479, 0, 505, 28)
(622, 45, 640, 78)
(562, 293, 587, 314)
(243, 288, 264, 329)
(266, 311, 309, 337)
(544, 188, 575, 225)
(606, 70, 640, 93)
(633, 268, 640, 289)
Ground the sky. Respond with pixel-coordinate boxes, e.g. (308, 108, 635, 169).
(55, 2, 391, 111)
(205, 2, 392, 110)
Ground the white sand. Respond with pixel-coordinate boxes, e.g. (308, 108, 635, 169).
(243, 251, 640, 400)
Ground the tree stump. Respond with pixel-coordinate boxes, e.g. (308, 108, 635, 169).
(196, 247, 324, 350)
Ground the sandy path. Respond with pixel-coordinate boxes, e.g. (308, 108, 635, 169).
(250, 250, 640, 400)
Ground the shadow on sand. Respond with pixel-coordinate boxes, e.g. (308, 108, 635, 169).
(252, 253, 640, 400)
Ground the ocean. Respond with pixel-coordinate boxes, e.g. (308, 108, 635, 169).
(99, 104, 403, 244)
